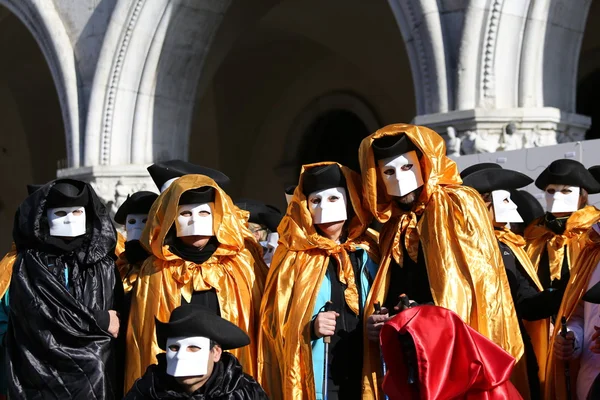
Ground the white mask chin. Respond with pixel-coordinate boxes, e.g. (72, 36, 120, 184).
(545, 185, 580, 213)
(166, 336, 211, 377)
(125, 213, 148, 242)
(492, 190, 523, 223)
(377, 150, 424, 197)
(47, 206, 87, 237)
(285, 193, 294, 205)
(176, 203, 214, 237)
(308, 187, 348, 224)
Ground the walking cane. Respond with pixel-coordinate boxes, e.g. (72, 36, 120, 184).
(374, 302, 390, 400)
(322, 301, 333, 400)
(560, 317, 572, 400)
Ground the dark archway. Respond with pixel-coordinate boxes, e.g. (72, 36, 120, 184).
(578, 69, 600, 140)
(298, 109, 369, 175)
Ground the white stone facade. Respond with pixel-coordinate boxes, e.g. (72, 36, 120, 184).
(1, 0, 597, 210)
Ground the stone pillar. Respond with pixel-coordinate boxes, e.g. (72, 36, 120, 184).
(389, 0, 593, 155)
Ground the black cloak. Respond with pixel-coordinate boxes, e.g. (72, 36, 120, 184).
(6, 179, 123, 399)
(124, 353, 268, 400)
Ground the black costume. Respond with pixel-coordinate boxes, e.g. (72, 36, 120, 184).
(6, 179, 123, 399)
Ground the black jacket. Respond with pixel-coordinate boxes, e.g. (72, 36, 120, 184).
(124, 352, 268, 400)
(6, 180, 123, 399)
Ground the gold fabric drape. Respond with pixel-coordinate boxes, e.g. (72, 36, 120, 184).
(496, 228, 548, 399)
(258, 162, 379, 400)
(358, 124, 524, 400)
(544, 229, 600, 399)
(124, 175, 268, 391)
(0, 243, 17, 298)
(116, 253, 145, 294)
(116, 231, 126, 258)
(525, 206, 600, 281)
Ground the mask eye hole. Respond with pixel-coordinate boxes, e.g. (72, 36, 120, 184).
(168, 344, 180, 352)
(128, 218, 136, 224)
(142, 218, 148, 224)
(383, 168, 395, 176)
(561, 188, 572, 194)
(180, 210, 192, 217)
(309, 197, 321, 205)
(503, 198, 510, 204)
(327, 196, 340, 202)
(198, 210, 211, 217)
(54, 210, 67, 217)
(187, 345, 201, 353)
(72, 209, 84, 216)
(400, 164, 413, 172)
(546, 189, 556, 195)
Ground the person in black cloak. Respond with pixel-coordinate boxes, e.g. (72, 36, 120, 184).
(6, 178, 124, 399)
(461, 163, 563, 399)
(124, 303, 268, 400)
(234, 199, 283, 266)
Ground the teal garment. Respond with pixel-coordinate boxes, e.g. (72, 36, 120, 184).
(311, 247, 378, 400)
(0, 291, 9, 396)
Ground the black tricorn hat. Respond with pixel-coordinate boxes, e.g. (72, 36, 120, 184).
(114, 191, 159, 225)
(583, 280, 600, 304)
(372, 134, 418, 160)
(179, 187, 216, 205)
(589, 165, 600, 184)
(461, 163, 533, 194)
(147, 160, 230, 192)
(302, 164, 346, 196)
(155, 304, 250, 351)
(535, 159, 600, 193)
(235, 198, 283, 232)
(511, 190, 545, 226)
(26, 184, 43, 196)
(285, 185, 297, 196)
(46, 179, 90, 208)
(459, 163, 502, 180)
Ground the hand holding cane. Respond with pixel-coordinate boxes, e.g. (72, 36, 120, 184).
(560, 317, 572, 400)
(322, 301, 333, 400)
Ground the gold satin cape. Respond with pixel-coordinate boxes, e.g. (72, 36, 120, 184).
(0, 243, 17, 299)
(116, 231, 126, 257)
(358, 124, 524, 400)
(258, 162, 379, 400)
(524, 206, 600, 283)
(496, 228, 547, 399)
(124, 175, 268, 391)
(544, 229, 600, 399)
(116, 252, 145, 294)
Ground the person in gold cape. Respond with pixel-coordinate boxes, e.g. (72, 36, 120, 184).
(462, 163, 564, 399)
(125, 174, 268, 391)
(258, 162, 379, 400)
(358, 124, 523, 399)
(525, 159, 600, 295)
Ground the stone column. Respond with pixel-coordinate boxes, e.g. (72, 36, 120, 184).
(389, 0, 593, 155)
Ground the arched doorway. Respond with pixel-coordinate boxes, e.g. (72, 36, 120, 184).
(0, 5, 66, 249)
(578, 70, 600, 140)
(188, 0, 415, 209)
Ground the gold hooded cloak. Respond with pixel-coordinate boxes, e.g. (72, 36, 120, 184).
(258, 162, 379, 400)
(359, 124, 524, 399)
(116, 252, 144, 294)
(524, 206, 600, 283)
(124, 175, 268, 391)
(544, 229, 600, 399)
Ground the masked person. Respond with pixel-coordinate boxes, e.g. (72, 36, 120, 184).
(125, 303, 268, 399)
(114, 191, 159, 294)
(6, 179, 123, 398)
(524, 159, 600, 295)
(258, 162, 379, 400)
(380, 305, 523, 400)
(125, 174, 268, 391)
(358, 124, 523, 399)
(235, 199, 283, 267)
(510, 190, 545, 236)
(462, 163, 564, 399)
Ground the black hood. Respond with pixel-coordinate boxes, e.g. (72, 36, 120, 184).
(13, 179, 117, 264)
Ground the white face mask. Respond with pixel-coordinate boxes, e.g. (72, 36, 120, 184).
(161, 177, 179, 193)
(47, 206, 87, 237)
(285, 193, 294, 205)
(545, 185, 580, 213)
(176, 203, 214, 237)
(377, 151, 424, 197)
(307, 187, 348, 224)
(166, 336, 211, 377)
(125, 213, 148, 242)
(491, 190, 523, 223)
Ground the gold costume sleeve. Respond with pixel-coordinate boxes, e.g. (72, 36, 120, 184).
(544, 230, 600, 399)
(115, 253, 144, 294)
(0, 243, 17, 298)
(115, 231, 126, 258)
(124, 175, 267, 392)
(358, 124, 524, 400)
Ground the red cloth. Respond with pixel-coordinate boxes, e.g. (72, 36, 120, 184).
(380, 305, 523, 400)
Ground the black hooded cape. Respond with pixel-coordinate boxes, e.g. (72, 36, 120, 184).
(6, 180, 123, 399)
(124, 352, 268, 400)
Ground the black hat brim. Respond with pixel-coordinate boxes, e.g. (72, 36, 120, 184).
(148, 160, 231, 191)
(462, 169, 533, 194)
(114, 191, 159, 225)
(155, 304, 250, 351)
(460, 163, 502, 180)
(535, 159, 600, 193)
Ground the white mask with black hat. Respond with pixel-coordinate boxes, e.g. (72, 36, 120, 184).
(166, 336, 212, 377)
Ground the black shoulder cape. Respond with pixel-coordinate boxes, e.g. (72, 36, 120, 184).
(6, 180, 121, 399)
(124, 352, 268, 400)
